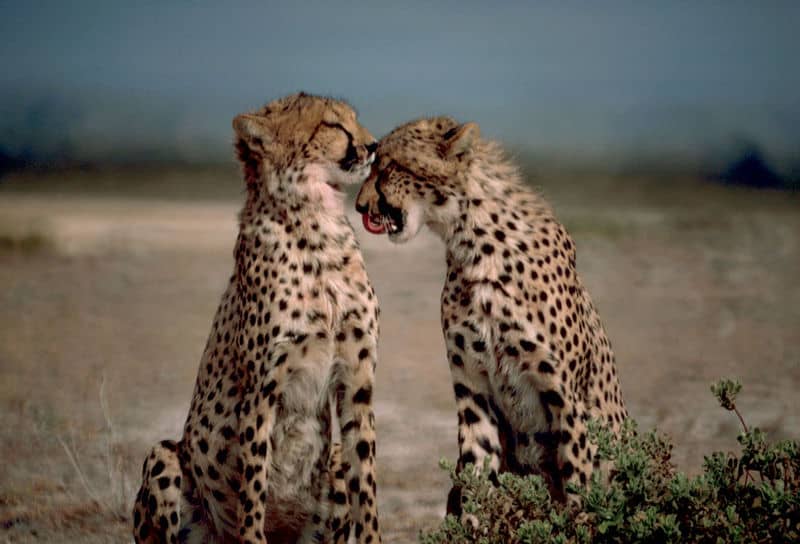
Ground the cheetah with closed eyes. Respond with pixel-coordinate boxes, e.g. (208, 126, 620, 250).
(133, 93, 382, 543)
(356, 117, 627, 508)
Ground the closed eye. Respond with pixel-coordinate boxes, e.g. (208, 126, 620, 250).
(312, 121, 358, 169)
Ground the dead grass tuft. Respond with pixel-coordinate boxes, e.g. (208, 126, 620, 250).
(56, 375, 132, 522)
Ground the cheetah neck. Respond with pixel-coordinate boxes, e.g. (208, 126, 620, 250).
(440, 143, 554, 283)
(236, 167, 357, 272)
(239, 166, 351, 234)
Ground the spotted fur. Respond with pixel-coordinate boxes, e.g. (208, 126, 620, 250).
(133, 93, 382, 543)
(356, 117, 627, 506)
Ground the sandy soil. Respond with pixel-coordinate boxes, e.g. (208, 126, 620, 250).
(0, 174, 798, 542)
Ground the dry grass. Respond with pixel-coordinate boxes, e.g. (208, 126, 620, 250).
(1, 376, 136, 542)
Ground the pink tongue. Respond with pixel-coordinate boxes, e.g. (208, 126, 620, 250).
(362, 213, 386, 234)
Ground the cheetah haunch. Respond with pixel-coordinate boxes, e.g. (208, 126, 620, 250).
(133, 93, 382, 543)
(356, 117, 627, 506)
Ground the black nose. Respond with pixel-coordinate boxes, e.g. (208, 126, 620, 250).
(366, 142, 377, 154)
(355, 201, 369, 213)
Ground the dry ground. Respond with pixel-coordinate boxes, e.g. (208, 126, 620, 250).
(0, 167, 798, 542)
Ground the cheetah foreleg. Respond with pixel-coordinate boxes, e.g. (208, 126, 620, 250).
(443, 336, 503, 516)
(133, 440, 185, 544)
(502, 332, 594, 502)
(235, 362, 281, 543)
(334, 325, 381, 544)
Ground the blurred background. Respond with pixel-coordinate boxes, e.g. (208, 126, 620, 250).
(1, 2, 798, 542)
(2, 0, 799, 179)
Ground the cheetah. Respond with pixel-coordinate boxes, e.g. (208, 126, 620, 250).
(133, 93, 382, 543)
(355, 117, 627, 507)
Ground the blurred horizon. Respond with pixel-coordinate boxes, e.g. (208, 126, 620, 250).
(1, 1, 799, 177)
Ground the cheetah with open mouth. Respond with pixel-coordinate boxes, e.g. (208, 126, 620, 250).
(356, 117, 627, 507)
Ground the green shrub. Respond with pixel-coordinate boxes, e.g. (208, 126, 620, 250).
(421, 379, 799, 543)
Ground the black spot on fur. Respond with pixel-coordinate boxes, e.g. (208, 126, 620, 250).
(453, 383, 471, 399)
(538, 361, 555, 374)
(463, 408, 481, 425)
(541, 390, 564, 408)
(353, 387, 372, 404)
(151, 461, 165, 477)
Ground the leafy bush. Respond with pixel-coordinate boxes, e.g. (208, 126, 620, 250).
(421, 379, 799, 543)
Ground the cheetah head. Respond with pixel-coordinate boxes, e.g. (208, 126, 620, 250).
(233, 92, 377, 205)
(356, 117, 479, 243)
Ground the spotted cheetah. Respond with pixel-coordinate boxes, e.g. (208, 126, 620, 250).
(133, 93, 382, 543)
(355, 117, 627, 507)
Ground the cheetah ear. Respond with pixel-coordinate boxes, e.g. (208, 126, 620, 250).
(233, 114, 272, 186)
(442, 122, 480, 159)
(232, 114, 272, 148)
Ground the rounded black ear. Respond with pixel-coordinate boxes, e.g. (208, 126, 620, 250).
(442, 122, 480, 158)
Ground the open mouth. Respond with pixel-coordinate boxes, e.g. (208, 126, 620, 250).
(361, 213, 400, 235)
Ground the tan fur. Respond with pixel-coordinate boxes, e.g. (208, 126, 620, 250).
(356, 116, 627, 506)
(133, 93, 382, 543)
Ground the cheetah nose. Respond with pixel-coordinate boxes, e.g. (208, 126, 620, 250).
(366, 142, 377, 154)
(355, 201, 369, 213)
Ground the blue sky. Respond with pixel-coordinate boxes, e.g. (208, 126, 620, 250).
(1, 1, 798, 166)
